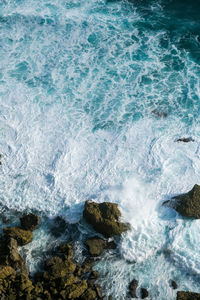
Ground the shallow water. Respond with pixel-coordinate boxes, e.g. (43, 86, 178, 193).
(1, 0, 200, 299)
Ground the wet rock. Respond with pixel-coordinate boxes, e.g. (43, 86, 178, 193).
(44, 256, 76, 281)
(151, 109, 167, 118)
(0, 265, 16, 280)
(61, 280, 88, 299)
(129, 279, 138, 298)
(163, 184, 200, 218)
(3, 227, 33, 246)
(89, 270, 99, 280)
(58, 243, 73, 259)
(94, 284, 102, 298)
(85, 237, 107, 257)
(50, 216, 68, 238)
(170, 279, 178, 289)
(83, 200, 130, 238)
(80, 287, 97, 300)
(176, 291, 200, 300)
(81, 258, 95, 274)
(14, 273, 34, 297)
(20, 213, 40, 231)
(176, 137, 194, 143)
(141, 287, 149, 299)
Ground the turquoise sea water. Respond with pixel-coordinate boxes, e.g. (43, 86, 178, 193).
(1, 0, 200, 299)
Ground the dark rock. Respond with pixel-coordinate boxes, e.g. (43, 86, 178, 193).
(85, 237, 107, 257)
(163, 184, 200, 218)
(141, 287, 149, 299)
(129, 279, 138, 298)
(176, 137, 194, 143)
(61, 280, 88, 299)
(89, 270, 99, 280)
(152, 109, 167, 118)
(81, 258, 95, 274)
(58, 243, 73, 259)
(108, 296, 113, 300)
(80, 288, 97, 300)
(44, 256, 76, 281)
(95, 284, 102, 298)
(176, 291, 200, 300)
(20, 213, 40, 231)
(170, 280, 178, 289)
(83, 200, 130, 238)
(50, 216, 68, 238)
(3, 227, 33, 246)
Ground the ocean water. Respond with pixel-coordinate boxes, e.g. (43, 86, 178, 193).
(0, 0, 200, 299)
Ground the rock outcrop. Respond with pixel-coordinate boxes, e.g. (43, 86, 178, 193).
(177, 291, 200, 300)
(163, 184, 200, 218)
(3, 227, 33, 246)
(83, 200, 130, 237)
(20, 213, 40, 231)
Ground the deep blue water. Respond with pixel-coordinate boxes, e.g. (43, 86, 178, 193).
(0, 0, 200, 299)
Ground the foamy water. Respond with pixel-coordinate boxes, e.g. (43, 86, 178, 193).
(1, 0, 200, 298)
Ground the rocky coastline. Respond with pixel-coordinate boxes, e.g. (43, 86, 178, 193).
(0, 192, 200, 299)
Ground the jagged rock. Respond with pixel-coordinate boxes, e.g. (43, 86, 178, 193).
(163, 184, 200, 218)
(61, 280, 88, 299)
(81, 258, 95, 274)
(170, 279, 178, 289)
(176, 137, 194, 143)
(44, 256, 76, 281)
(0, 265, 16, 280)
(83, 200, 130, 238)
(3, 227, 33, 246)
(85, 237, 107, 256)
(177, 291, 200, 300)
(141, 287, 149, 299)
(14, 273, 34, 297)
(50, 216, 68, 238)
(58, 243, 74, 259)
(80, 287, 97, 300)
(89, 270, 99, 280)
(129, 279, 138, 298)
(20, 213, 40, 231)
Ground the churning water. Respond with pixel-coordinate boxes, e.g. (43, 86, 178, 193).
(1, 0, 200, 298)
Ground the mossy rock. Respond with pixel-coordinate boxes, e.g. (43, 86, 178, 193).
(44, 256, 76, 280)
(80, 287, 97, 300)
(20, 214, 40, 231)
(163, 184, 200, 218)
(62, 280, 88, 299)
(3, 227, 33, 246)
(83, 200, 130, 237)
(177, 291, 200, 299)
(0, 265, 16, 280)
(85, 237, 107, 256)
(58, 243, 73, 259)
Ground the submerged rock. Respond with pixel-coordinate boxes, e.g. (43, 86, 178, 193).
(151, 109, 167, 118)
(163, 184, 200, 218)
(170, 279, 178, 290)
(83, 200, 130, 238)
(3, 227, 33, 246)
(177, 291, 200, 300)
(20, 213, 40, 231)
(141, 287, 149, 299)
(129, 279, 138, 298)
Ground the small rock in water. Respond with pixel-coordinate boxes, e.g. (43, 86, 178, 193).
(175, 137, 194, 143)
(129, 279, 138, 298)
(169, 279, 178, 289)
(85, 237, 107, 257)
(151, 109, 167, 118)
(163, 184, 200, 218)
(20, 213, 40, 231)
(141, 287, 149, 299)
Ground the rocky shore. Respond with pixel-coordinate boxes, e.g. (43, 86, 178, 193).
(0, 201, 131, 299)
(0, 193, 200, 299)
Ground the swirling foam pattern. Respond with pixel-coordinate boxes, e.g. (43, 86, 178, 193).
(1, 0, 200, 298)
